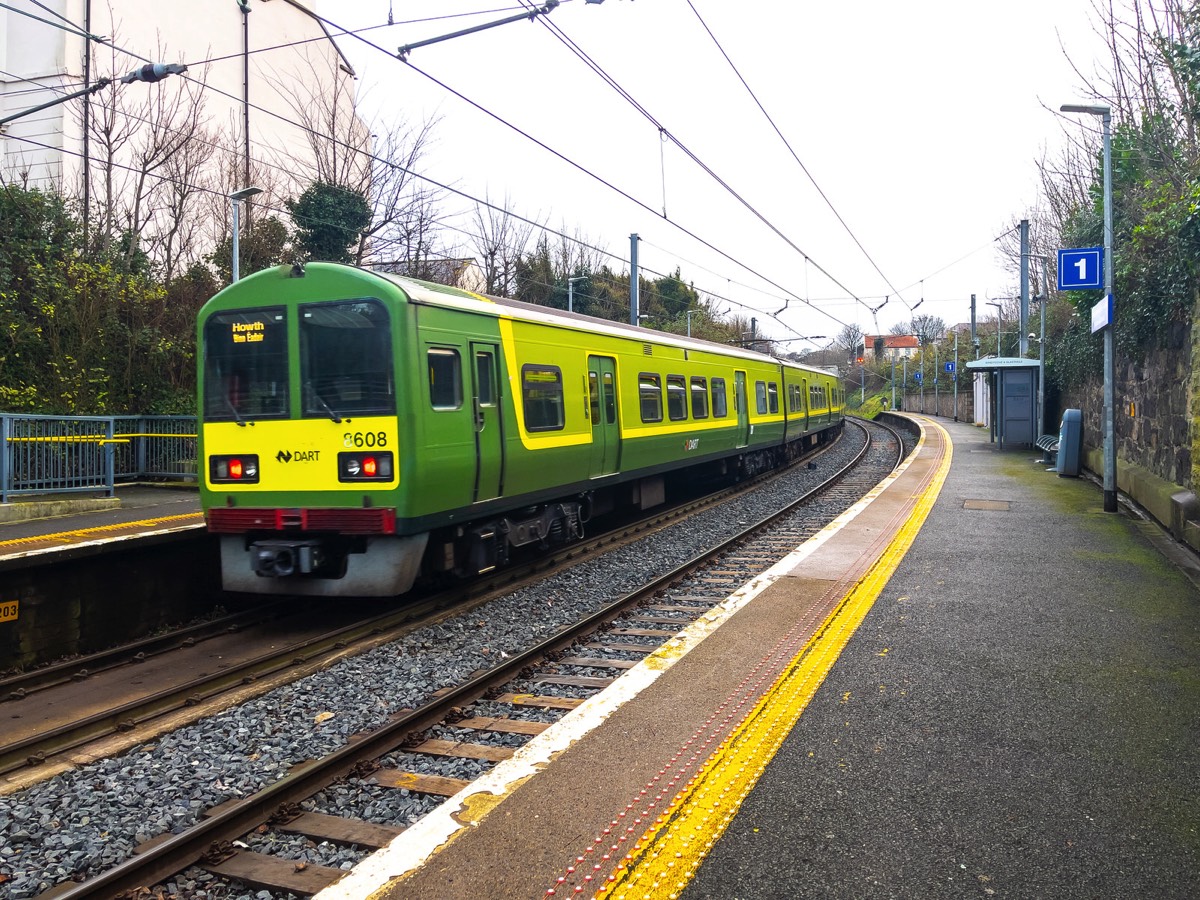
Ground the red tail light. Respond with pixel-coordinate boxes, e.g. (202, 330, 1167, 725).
(210, 454, 259, 484)
(338, 451, 393, 482)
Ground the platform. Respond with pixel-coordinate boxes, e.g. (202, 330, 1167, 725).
(0, 483, 202, 562)
(317, 414, 1200, 900)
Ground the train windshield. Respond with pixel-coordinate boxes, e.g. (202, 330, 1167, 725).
(202, 308, 289, 422)
(299, 299, 395, 418)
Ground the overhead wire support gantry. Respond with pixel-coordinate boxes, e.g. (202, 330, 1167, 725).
(396, 0, 564, 60)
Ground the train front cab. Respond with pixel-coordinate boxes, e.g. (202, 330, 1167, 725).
(199, 271, 431, 597)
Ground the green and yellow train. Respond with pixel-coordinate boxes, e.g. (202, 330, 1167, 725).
(197, 263, 844, 596)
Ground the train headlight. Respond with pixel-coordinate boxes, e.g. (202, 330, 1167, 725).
(210, 454, 260, 484)
(338, 451, 393, 482)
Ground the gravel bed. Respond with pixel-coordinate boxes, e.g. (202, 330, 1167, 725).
(0, 424, 885, 900)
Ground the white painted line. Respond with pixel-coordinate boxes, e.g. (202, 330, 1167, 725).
(317, 423, 927, 900)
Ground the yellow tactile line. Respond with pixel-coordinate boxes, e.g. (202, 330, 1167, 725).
(597, 420, 953, 899)
(0, 512, 203, 549)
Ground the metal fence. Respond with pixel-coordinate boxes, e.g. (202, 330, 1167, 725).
(0, 414, 197, 502)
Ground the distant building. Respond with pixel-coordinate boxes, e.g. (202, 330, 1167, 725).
(1, 0, 366, 275)
(1, 0, 359, 191)
(863, 334, 919, 361)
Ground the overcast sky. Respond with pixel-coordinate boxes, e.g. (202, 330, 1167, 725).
(323, 0, 1108, 345)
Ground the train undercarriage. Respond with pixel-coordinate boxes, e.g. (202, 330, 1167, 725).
(216, 424, 841, 598)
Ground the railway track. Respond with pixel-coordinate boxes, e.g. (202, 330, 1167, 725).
(8, 417, 905, 900)
(0, 425, 857, 786)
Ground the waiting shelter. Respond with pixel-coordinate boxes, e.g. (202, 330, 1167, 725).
(965, 357, 1043, 448)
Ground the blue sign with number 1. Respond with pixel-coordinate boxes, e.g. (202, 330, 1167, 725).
(1057, 247, 1103, 290)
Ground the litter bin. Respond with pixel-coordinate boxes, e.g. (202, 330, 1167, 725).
(1056, 408, 1082, 477)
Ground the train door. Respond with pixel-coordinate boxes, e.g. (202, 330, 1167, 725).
(587, 355, 620, 477)
(734, 371, 750, 448)
(802, 378, 810, 430)
(471, 342, 503, 502)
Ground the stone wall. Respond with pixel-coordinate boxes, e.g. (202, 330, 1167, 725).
(1056, 321, 1193, 493)
(899, 388, 975, 424)
(1, 535, 222, 670)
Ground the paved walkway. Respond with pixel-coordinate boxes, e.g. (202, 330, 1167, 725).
(325, 415, 1200, 900)
(0, 484, 201, 559)
(684, 417, 1200, 898)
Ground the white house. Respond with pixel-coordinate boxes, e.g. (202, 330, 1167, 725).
(1, 0, 366, 271)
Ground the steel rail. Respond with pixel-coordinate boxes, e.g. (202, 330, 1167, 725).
(5, 429, 851, 780)
(44, 419, 902, 900)
(0, 602, 291, 701)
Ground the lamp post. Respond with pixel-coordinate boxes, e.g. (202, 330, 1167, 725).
(1033, 257, 1051, 441)
(986, 301, 1003, 355)
(1061, 102, 1116, 512)
(229, 186, 263, 282)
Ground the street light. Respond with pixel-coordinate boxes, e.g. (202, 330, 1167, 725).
(986, 301, 1003, 356)
(1061, 102, 1116, 512)
(229, 186, 263, 282)
(1032, 255, 1052, 441)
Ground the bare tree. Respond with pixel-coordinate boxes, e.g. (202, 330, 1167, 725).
(265, 52, 371, 195)
(84, 38, 213, 273)
(910, 314, 946, 346)
(270, 55, 451, 272)
(835, 323, 865, 360)
(359, 122, 446, 270)
(469, 192, 539, 297)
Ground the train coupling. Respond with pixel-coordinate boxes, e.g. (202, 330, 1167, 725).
(251, 538, 338, 578)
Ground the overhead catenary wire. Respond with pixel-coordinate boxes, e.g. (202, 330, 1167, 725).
(191, 2, 855, 330)
(7, 3, 948, 337)
(684, 0, 907, 317)
(516, 0, 868, 312)
(0, 0, 105, 43)
(0, 5, 799, 335)
(4, 1, 869, 334)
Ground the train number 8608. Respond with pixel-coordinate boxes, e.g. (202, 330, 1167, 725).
(343, 431, 388, 448)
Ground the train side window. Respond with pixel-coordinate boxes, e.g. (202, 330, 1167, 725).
(639, 373, 663, 423)
(522, 364, 565, 431)
(755, 381, 767, 415)
(475, 352, 495, 406)
(691, 376, 709, 419)
(667, 375, 687, 421)
(603, 372, 617, 424)
(767, 382, 779, 414)
(589, 372, 601, 423)
(711, 377, 727, 417)
(428, 348, 463, 410)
